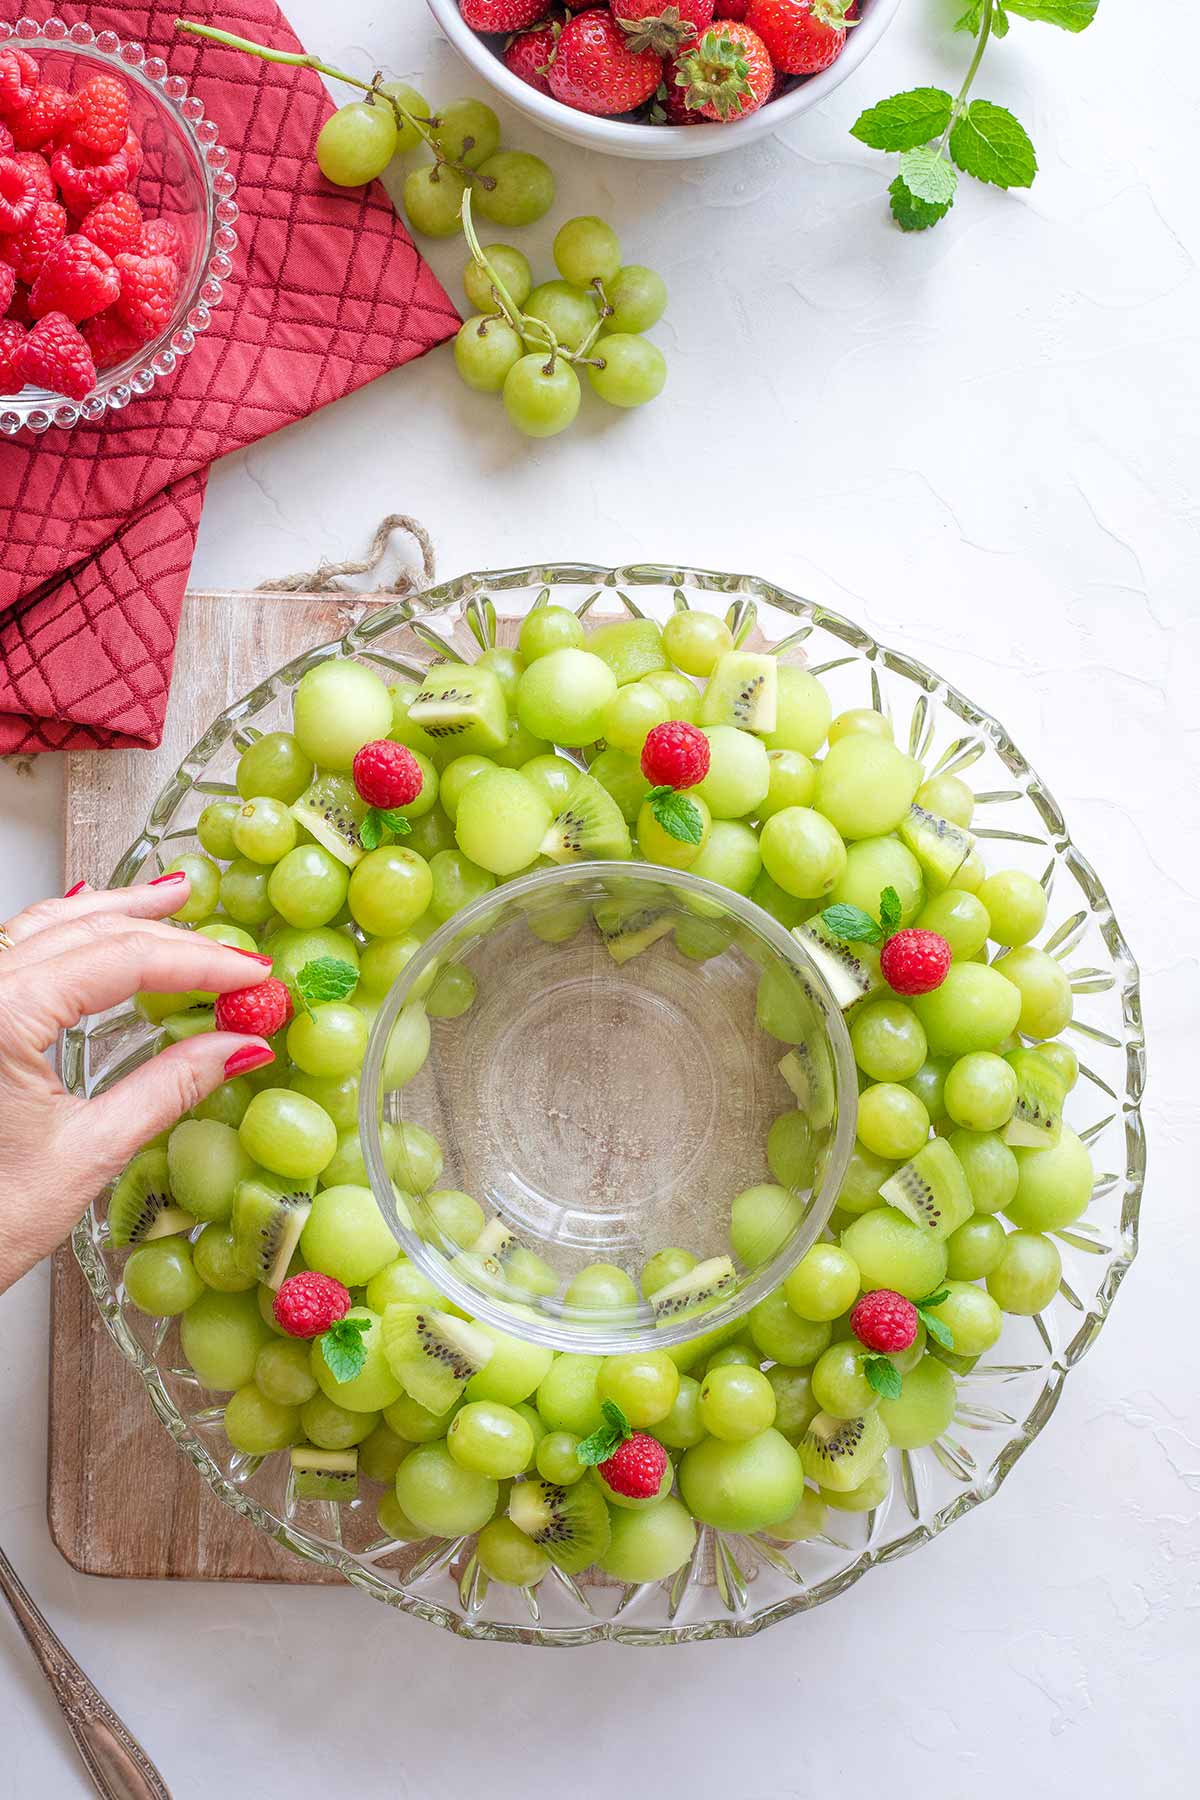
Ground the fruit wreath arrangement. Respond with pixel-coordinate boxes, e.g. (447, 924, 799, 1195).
(110, 604, 1092, 1590)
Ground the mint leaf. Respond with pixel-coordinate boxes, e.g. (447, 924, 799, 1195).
(819, 902, 883, 945)
(575, 1399, 631, 1466)
(899, 146, 958, 206)
(649, 787, 705, 846)
(918, 1289, 950, 1310)
(1004, 0, 1097, 28)
(878, 885, 902, 935)
(889, 176, 953, 232)
(954, 1, 983, 27)
(949, 100, 1037, 189)
(862, 1353, 904, 1401)
(318, 1316, 371, 1383)
(992, 4, 1010, 35)
(851, 88, 954, 152)
(296, 956, 360, 1015)
(359, 807, 412, 851)
(916, 1297, 955, 1350)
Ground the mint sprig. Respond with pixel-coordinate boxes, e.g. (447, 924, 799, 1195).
(861, 1353, 904, 1401)
(318, 1315, 372, 1383)
(819, 886, 902, 946)
(296, 956, 360, 1015)
(359, 807, 413, 851)
(648, 786, 705, 847)
(576, 1399, 632, 1467)
(916, 1289, 955, 1350)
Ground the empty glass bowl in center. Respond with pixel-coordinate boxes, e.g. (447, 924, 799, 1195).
(359, 862, 856, 1355)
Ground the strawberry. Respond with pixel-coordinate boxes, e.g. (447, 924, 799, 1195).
(673, 20, 773, 120)
(641, 720, 710, 788)
(113, 250, 178, 341)
(548, 11, 663, 117)
(879, 928, 951, 997)
(743, 0, 851, 76)
(504, 23, 560, 94)
(273, 1271, 352, 1339)
(0, 316, 24, 389)
(80, 191, 144, 260)
(50, 138, 132, 217)
(213, 977, 293, 1037)
(0, 155, 36, 233)
(66, 73, 130, 160)
(7, 83, 74, 151)
(615, 0, 714, 57)
(0, 199, 67, 283)
(716, 0, 750, 15)
(352, 739, 424, 809)
(850, 1289, 919, 1354)
(0, 48, 38, 117)
(30, 234, 120, 323)
(461, 0, 555, 31)
(13, 309, 96, 401)
(658, 57, 703, 124)
(82, 305, 143, 370)
(139, 215, 185, 270)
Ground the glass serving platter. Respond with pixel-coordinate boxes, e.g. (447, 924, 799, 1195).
(65, 564, 1144, 1645)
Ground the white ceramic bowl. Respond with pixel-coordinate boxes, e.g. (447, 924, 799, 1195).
(425, 0, 902, 160)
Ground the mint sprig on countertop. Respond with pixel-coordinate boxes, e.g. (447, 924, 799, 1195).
(852, 0, 1098, 232)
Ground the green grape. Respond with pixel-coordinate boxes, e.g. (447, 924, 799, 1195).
(830, 836, 924, 927)
(840, 1207, 948, 1300)
(758, 749, 816, 820)
(240, 1089, 336, 1181)
(531, 1430, 581, 1487)
(464, 243, 532, 313)
(851, 1000, 928, 1083)
(392, 1123, 444, 1192)
(637, 792, 711, 870)
(1035, 1039, 1078, 1091)
(603, 264, 667, 335)
(402, 805, 456, 861)
(231, 796, 297, 865)
(643, 669, 699, 722)
(760, 665, 832, 756)
(856, 1083, 930, 1160)
(358, 1421, 413, 1484)
(194, 1223, 257, 1293)
(705, 1342, 759, 1372)
(602, 681, 671, 755)
(750, 869, 818, 931)
(453, 316, 523, 393)
(512, 1403, 547, 1466)
(517, 647, 617, 746)
(877, 1354, 957, 1448)
(426, 965, 476, 1019)
(223, 1384, 300, 1455)
(502, 354, 581, 439)
(912, 963, 1023, 1057)
(255, 1338, 318, 1407)
(811, 1340, 879, 1418)
(600, 1494, 696, 1583)
(403, 162, 467, 236)
(162, 853, 220, 923)
(365, 1255, 441, 1313)
(694, 724, 769, 819)
(987, 1229, 1062, 1314)
(123, 1238, 204, 1316)
(358, 931, 433, 999)
(395, 1441, 498, 1537)
(520, 753, 579, 811)
(836, 1141, 900, 1215)
(316, 101, 398, 186)
(553, 214, 621, 286)
(589, 745, 651, 823)
(769, 1487, 828, 1541)
(389, 679, 441, 758)
(384, 1000, 432, 1090)
(652, 1375, 704, 1450)
(977, 869, 1047, 947)
(384, 1392, 459, 1444)
(904, 1058, 952, 1120)
(783, 1243, 861, 1323)
(948, 1128, 1018, 1214)
(641, 1247, 697, 1298)
(535, 1353, 604, 1437)
(415, 1188, 484, 1250)
(1006, 1125, 1093, 1230)
(311, 1307, 402, 1412)
(300, 1183, 397, 1288)
(525, 279, 597, 353)
(376, 80, 428, 153)
(767, 1112, 816, 1189)
(430, 97, 500, 168)
(680, 1428, 805, 1533)
(730, 1183, 803, 1269)
(687, 820, 761, 898)
(197, 799, 240, 860)
(698, 1364, 776, 1442)
(267, 843, 349, 930)
(289, 1069, 359, 1132)
(168, 1119, 256, 1224)
(493, 716, 553, 771)
(748, 1289, 832, 1366)
(924, 1280, 1003, 1356)
(915, 772, 974, 827)
(587, 334, 667, 408)
(348, 846, 433, 935)
(915, 888, 991, 961)
(945, 1213, 1006, 1280)
(597, 1351, 680, 1428)
(236, 732, 313, 805)
(477, 1515, 550, 1586)
(565, 1262, 638, 1313)
(474, 151, 554, 226)
(287, 1002, 369, 1079)
(216, 857, 272, 927)
(462, 1322, 553, 1407)
(759, 806, 847, 899)
(454, 768, 551, 875)
(447, 1401, 534, 1479)
(828, 707, 892, 744)
(519, 605, 585, 663)
(814, 735, 920, 840)
(377, 1490, 425, 1541)
(320, 1123, 396, 1189)
(765, 1365, 818, 1440)
(992, 946, 1072, 1040)
(389, 750, 439, 820)
(301, 1393, 380, 1450)
(268, 925, 359, 1000)
(180, 1288, 271, 1392)
(943, 1052, 1017, 1132)
(293, 660, 393, 773)
(663, 609, 733, 678)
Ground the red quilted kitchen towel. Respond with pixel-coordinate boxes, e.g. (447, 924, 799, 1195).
(0, 1, 458, 754)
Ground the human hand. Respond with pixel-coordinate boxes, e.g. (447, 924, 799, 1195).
(0, 876, 276, 1296)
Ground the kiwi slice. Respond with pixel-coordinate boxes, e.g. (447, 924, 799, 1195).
(586, 617, 668, 685)
(778, 1043, 836, 1131)
(799, 1410, 890, 1493)
(290, 1446, 359, 1503)
(472, 1220, 558, 1296)
(291, 772, 367, 868)
(541, 773, 632, 863)
(651, 1255, 736, 1320)
(794, 916, 884, 1010)
(508, 1476, 611, 1574)
(408, 662, 508, 755)
(379, 1304, 494, 1414)
(109, 1148, 194, 1247)
(699, 651, 778, 734)
(595, 901, 674, 964)
(880, 1138, 973, 1238)
(898, 805, 974, 892)
(232, 1178, 312, 1288)
(1003, 1048, 1065, 1150)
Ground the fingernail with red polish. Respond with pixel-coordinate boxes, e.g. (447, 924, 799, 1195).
(232, 949, 273, 966)
(150, 871, 187, 886)
(224, 1045, 275, 1080)
(64, 880, 88, 898)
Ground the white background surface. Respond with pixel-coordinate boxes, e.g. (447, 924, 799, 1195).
(3, 0, 1199, 1793)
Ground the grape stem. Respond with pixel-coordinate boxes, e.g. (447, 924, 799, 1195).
(459, 190, 607, 373)
(173, 18, 495, 188)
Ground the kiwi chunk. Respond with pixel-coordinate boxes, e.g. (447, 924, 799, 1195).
(232, 1178, 312, 1288)
(586, 617, 668, 685)
(472, 1220, 558, 1297)
(508, 1476, 611, 1574)
(109, 1148, 193, 1247)
(379, 1305, 494, 1414)
(290, 1446, 359, 1503)
(408, 662, 508, 755)
(651, 1255, 736, 1320)
(794, 916, 884, 1010)
(291, 772, 367, 868)
(799, 1410, 890, 1493)
(595, 901, 674, 964)
(778, 1043, 836, 1131)
(541, 773, 632, 863)
(699, 651, 778, 734)
(880, 1138, 973, 1238)
(1003, 1048, 1065, 1149)
(898, 805, 974, 893)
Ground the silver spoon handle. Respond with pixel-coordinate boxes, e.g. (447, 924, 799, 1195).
(0, 1543, 171, 1800)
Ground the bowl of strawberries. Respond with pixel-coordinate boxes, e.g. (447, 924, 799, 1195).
(427, 0, 900, 158)
(0, 16, 237, 434)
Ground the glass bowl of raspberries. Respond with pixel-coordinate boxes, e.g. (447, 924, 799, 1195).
(425, 0, 902, 159)
(0, 16, 237, 434)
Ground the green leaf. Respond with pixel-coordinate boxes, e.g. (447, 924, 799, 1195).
(991, 4, 1010, 36)
(917, 1305, 955, 1350)
(889, 176, 953, 232)
(575, 1399, 631, 1467)
(850, 87, 954, 152)
(1004, 0, 1097, 28)
(360, 807, 411, 851)
(898, 146, 958, 206)
(379, 808, 413, 837)
(878, 885, 903, 935)
(296, 956, 360, 1015)
(862, 1353, 904, 1401)
(949, 100, 1038, 189)
(954, 2, 984, 28)
(918, 1289, 950, 1310)
(318, 1316, 370, 1384)
(650, 788, 705, 846)
(819, 902, 883, 946)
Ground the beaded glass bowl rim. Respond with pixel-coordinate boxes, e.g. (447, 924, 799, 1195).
(65, 563, 1146, 1644)
(0, 16, 238, 436)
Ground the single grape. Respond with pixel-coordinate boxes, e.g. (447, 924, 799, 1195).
(293, 659, 393, 772)
(602, 681, 671, 755)
(428, 847, 496, 921)
(376, 80, 429, 153)
(603, 265, 667, 336)
(223, 1384, 300, 1456)
(535, 1354, 605, 1438)
(348, 846, 433, 935)
(236, 732, 313, 805)
(653, 1376, 705, 1450)
(554, 215, 621, 287)
(392, 1123, 444, 1193)
(454, 767, 551, 875)
(291, 1070, 360, 1132)
(828, 707, 892, 744)
(197, 799, 240, 859)
(502, 354, 581, 438)
(693, 724, 770, 820)
(783, 1243, 861, 1323)
(730, 1184, 803, 1269)
(533, 1430, 584, 1485)
(384, 1391, 459, 1444)
(641, 1247, 697, 1298)
(474, 151, 555, 227)
(840, 1207, 948, 1300)
(287, 1001, 369, 1079)
(600, 1495, 696, 1584)
(851, 1000, 928, 1083)
(162, 853, 220, 923)
(403, 162, 468, 237)
(477, 1515, 550, 1586)
(912, 964, 1023, 1057)
(453, 316, 524, 393)
(519, 605, 585, 663)
(587, 333, 666, 408)
(520, 753, 579, 812)
(814, 735, 920, 840)
(316, 100, 398, 186)
(395, 1441, 497, 1537)
(992, 945, 1072, 1040)
(944, 1052, 1018, 1132)
(302, 1393, 380, 1451)
(679, 1429, 805, 1533)
(836, 1141, 900, 1215)
(915, 888, 991, 961)
(123, 1238, 204, 1316)
(430, 97, 500, 169)
(831, 836, 924, 927)
(759, 807, 847, 899)
(564, 1263, 638, 1313)
(180, 1288, 272, 1392)
(810, 1340, 879, 1418)
(425, 965, 476, 1019)
(415, 1188, 485, 1250)
(699, 1364, 777, 1442)
(644, 668, 700, 722)
(705, 1342, 759, 1372)
(767, 1111, 816, 1189)
(947, 1128, 1019, 1214)
(217, 857, 273, 927)
(662, 609, 732, 678)
(915, 771, 974, 826)
(905, 1057, 952, 1120)
(986, 1229, 1062, 1314)
(193, 1223, 257, 1293)
(169, 1119, 256, 1223)
(748, 1289, 832, 1367)
(358, 1421, 413, 1484)
(856, 1083, 930, 1160)
(945, 1213, 1007, 1280)
(1035, 1040, 1079, 1091)
(516, 647, 616, 745)
(977, 869, 1047, 947)
(267, 843, 348, 930)
(1006, 1125, 1093, 1231)
(760, 666, 832, 757)
(637, 791, 711, 870)
(877, 1354, 956, 1449)
(765, 1365, 818, 1440)
(924, 1280, 1003, 1356)
(596, 1351, 680, 1428)
(769, 1488, 828, 1542)
(447, 1400, 535, 1479)
(524, 280, 597, 353)
(464, 243, 532, 313)
(241, 1089, 336, 1181)
(255, 1337, 319, 1407)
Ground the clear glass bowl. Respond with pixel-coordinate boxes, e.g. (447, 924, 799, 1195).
(361, 861, 856, 1354)
(0, 16, 238, 436)
(65, 564, 1145, 1645)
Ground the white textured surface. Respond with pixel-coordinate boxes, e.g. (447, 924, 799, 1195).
(2, 0, 1199, 1793)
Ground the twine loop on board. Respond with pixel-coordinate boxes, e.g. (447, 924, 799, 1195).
(255, 513, 436, 597)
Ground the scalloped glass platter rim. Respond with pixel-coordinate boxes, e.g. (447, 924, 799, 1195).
(65, 562, 1145, 1646)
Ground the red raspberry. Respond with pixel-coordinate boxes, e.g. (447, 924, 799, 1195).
(0, 49, 38, 116)
(13, 150, 55, 200)
(0, 155, 36, 232)
(67, 73, 130, 160)
(82, 305, 143, 370)
(352, 739, 424, 809)
(30, 235, 120, 323)
(0, 317, 25, 390)
(0, 199, 67, 283)
(0, 124, 11, 157)
(880, 928, 952, 997)
(139, 215, 186, 270)
(7, 83, 74, 151)
(640, 719, 711, 789)
(113, 250, 178, 341)
(503, 25, 559, 95)
(13, 309, 95, 401)
(598, 1431, 668, 1500)
(213, 977, 293, 1038)
(80, 191, 143, 259)
(5, 281, 31, 325)
(850, 1288, 919, 1354)
(50, 139, 131, 216)
(0, 260, 14, 318)
(121, 130, 144, 182)
(273, 1271, 352, 1339)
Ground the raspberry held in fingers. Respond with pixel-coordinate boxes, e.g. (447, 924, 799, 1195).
(214, 978, 293, 1037)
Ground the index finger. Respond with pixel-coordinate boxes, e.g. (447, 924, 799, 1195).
(4, 872, 201, 948)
